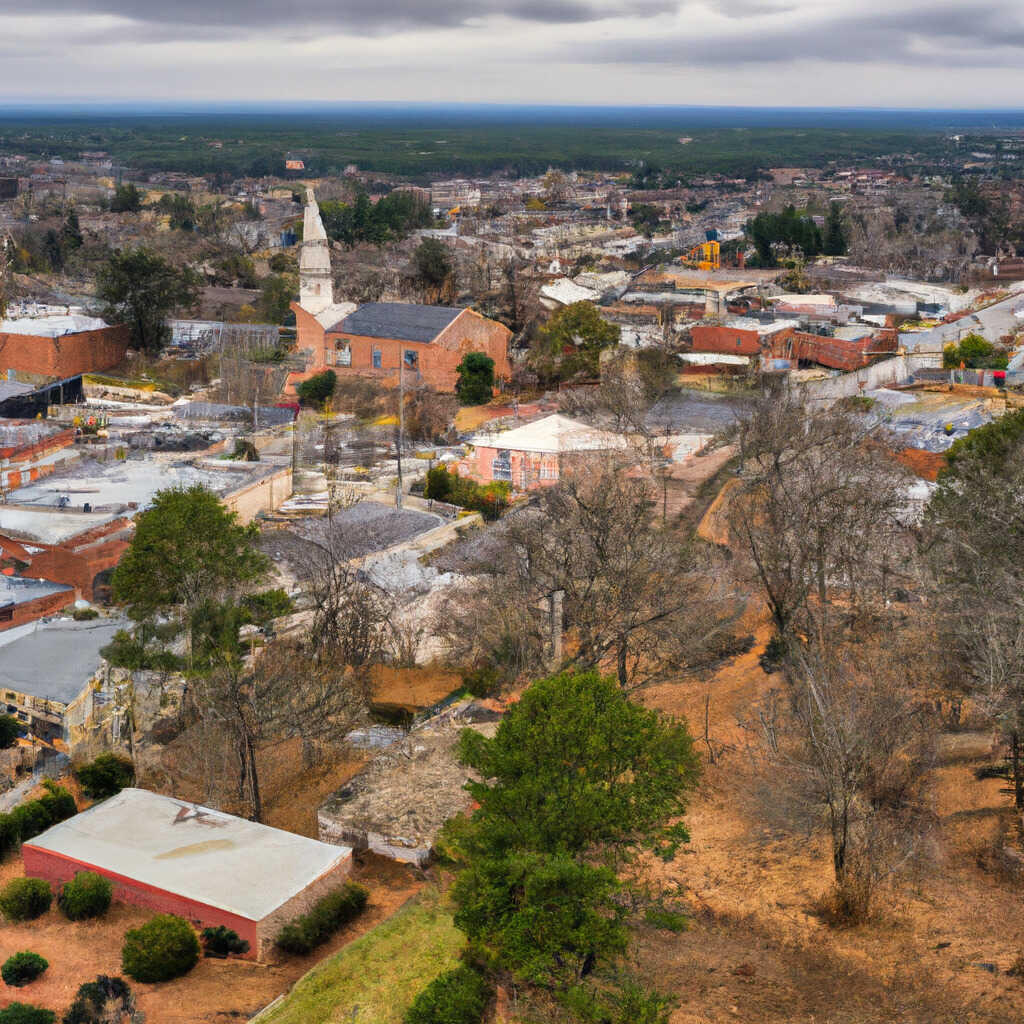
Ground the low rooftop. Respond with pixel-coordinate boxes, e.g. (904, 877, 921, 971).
(470, 413, 628, 455)
(26, 788, 352, 921)
(0, 314, 111, 338)
(329, 302, 464, 342)
(0, 615, 126, 704)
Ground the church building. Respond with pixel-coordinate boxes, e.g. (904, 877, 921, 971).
(287, 189, 512, 395)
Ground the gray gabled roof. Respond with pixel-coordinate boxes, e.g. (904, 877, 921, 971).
(328, 303, 464, 343)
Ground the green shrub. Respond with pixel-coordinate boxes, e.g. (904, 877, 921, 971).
(74, 753, 134, 800)
(0, 713, 20, 749)
(942, 332, 1009, 370)
(403, 964, 491, 1024)
(0, 1004, 55, 1024)
(296, 369, 337, 408)
(201, 925, 250, 958)
(0, 878, 52, 922)
(121, 914, 200, 983)
(8, 802, 51, 843)
(643, 907, 689, 933)
(58, 872, 113, 921)
(276, 882, 368, 955)
(71, 608, 99, 621)
(1, 952, 49, 987)
(563, 980, 677, 1024)
(0, 813, 19, 856)
(462, 664, 504, 699)
(423, 467, 509, 520)
(99, 630, 183, 672)
(38, 780, 77, 824)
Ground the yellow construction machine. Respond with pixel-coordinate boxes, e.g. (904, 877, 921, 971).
(682, 239, 721, 271)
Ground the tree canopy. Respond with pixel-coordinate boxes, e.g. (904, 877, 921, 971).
(529, 301, 620, 383)
(454, 352, 495, 406)
(96, 248, 201, 353)
(942, 332, 1008, 370)
(112, 485, 268, 619)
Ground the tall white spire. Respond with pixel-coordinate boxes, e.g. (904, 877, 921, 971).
(299, 187, 334, 315)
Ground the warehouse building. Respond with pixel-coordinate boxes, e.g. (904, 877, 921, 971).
(23, 788, 354, 960)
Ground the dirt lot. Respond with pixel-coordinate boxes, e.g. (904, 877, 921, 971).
(0, 854, 424, 1023)
(628, 624, 1024, 1024)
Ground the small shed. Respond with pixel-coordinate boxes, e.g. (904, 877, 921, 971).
(23, 788, 353, 959)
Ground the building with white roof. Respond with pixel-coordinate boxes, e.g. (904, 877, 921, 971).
(23, 788, 354, 959)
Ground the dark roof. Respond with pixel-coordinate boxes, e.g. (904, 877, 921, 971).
(329, 303, 464, 343)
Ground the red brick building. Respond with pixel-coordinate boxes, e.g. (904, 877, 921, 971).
(288, 189, 511, 395)
(0, 315, 130, 377)
(24, 788, 354, 961)
(290, 301, 513, 394)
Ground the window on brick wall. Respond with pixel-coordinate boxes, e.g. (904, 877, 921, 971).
(404, 349, 419, 370)
(372, 348, 382, 369)
(336, 343, 352, 367)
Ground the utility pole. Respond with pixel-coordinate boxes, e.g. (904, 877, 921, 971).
(395, 357, 405, 511)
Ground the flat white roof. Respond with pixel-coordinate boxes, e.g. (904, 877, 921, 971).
(470, 413, 628, 455)
(0, 507, 121, 545)
(0, 314, 110, 338)
(25, 789, 352, 921)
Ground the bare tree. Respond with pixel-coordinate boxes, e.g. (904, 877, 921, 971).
(727, 390, 912, 651)
(441, 457, 741, 688)
(747, 640, 936, 922)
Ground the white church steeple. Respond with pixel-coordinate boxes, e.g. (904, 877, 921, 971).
(299, 187, 334, 315)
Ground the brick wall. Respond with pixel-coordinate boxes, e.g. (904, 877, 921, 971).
(0, 588, 75, 632)
(690, 325, 764, 356)
(0, 325, 130, 378)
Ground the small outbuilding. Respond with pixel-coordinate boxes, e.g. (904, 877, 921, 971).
(23, 788, 353, 959)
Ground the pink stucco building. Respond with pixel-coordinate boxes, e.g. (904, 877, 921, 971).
(456, 414, 627, 491)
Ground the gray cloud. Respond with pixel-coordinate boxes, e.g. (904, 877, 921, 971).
(0, 0, 677, 35)
(574, 1, 1024, 66)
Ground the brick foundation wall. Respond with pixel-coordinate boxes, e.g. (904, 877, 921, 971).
(0, 589, 75, 632)
(22, 844, 262, 959)
(690, 325, 763, 356)
(253, 851, 353, 959)
(0, 326, 130, 378)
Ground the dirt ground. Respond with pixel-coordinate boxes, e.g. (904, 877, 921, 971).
(630, 624, 1024, 1024)
(0, 854, 424, 1023)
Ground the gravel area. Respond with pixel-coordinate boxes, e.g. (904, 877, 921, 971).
(260, 501, 441, 572)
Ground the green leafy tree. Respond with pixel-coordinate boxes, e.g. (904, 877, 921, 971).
(0, 713, 20, 748)
(446, 671, 700, 987)
(257, 274, 296, 324)
(43, 230, 64, 273)
(530, 301, 620, 383)
(455, 352, 495, 406)
(822, 201, 847, 256)
(111, 485, 268, 619)
(96, 249, 200, 354)
(942, 332, 1008, 369)
(109, 183, 143, 213)
(121, 915, 200, 983)
(629, 203, 662, 238)
(413, 238, 453, 293)
(61, 208, 83, 252)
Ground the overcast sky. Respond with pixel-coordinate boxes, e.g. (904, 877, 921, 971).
(2, 0, 1024, 107)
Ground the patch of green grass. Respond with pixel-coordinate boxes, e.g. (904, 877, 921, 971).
(257, 890, 464, 1024)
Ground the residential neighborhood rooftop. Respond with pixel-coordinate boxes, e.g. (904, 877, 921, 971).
(470, 413, 629, 454)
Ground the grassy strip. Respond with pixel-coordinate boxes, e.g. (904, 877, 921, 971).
(258, 890, 464, 1024)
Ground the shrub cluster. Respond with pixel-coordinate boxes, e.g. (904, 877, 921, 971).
(403, 965, 492, 1024)
(276, 882, 368, 955)
(200, 925, 250, 958)
(0, 713, 20, 749)
(0, 780, 78, 857)
(423, 466, 510, 520)
(1, 952, 49, 987)
(121, 914, 200, 983)
(58, 872, 113, 921)
(0, 1004, 55, 1024)
(296, 369, 337, 408)
(73, 754, 134, 801)
(0, 878, 53, 922)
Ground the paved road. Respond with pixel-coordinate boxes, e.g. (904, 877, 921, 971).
(902, 284, 1024, 352)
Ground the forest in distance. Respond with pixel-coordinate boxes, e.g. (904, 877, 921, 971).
(4, 104, 1024, 181)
